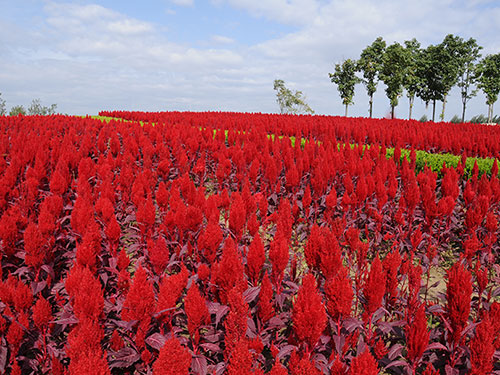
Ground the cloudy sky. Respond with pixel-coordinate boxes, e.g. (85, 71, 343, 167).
(1, 0, 499, 120)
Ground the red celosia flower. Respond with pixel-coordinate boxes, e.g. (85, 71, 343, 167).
(269, 361, 288, 375)
(122, 265, 156, 348)
(157, 265, 189, 322)
(289, 351, 320, 375)
(258, 272, 274, 322)
(148, 237, 170, 274)
(136, 195, 156, 235)
(67, 349, 111, 375)
(406, 304, 429, 365)
(382, 249, 401, 306)
(224, 286, 249, 358)
(33, 296, 52, 330)
(109, 330, 123, 351)
(198, 215, 223, 263)
(211, 238, 245, 304)
(447, 261, 472, 344)
(292, 274, 327, 350)
(246, 235, 266, 284)
(470, 316, 495, 375)
(325, 265, 353, 321)
(269, 231, 289, 287)
(229, 191, 247, 237)
(105, 215, 121, 246)
(156, 181, 170, 210)
(184, 283, 210, 343)
(153, 336, 192, 375)
(363, 255, 386, 319)
(349, 349, 378, 375)
(24, 221, 45, 271)
(65, 265, 104, 322)
(197, 263, 210, 282)
(51, 355, 65, 375)
(227, 339, 253, 375)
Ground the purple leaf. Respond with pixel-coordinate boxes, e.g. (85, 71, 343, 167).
(387, 343, 403, 360)
(208, 302, 229, 326)
(191, 355, 208, 375)
(145, 333, 166, 351)
(0, 343, 7, 373)
(277, 345, 296, 360)
(425, 342, 448, 352)
(384, 360, 407, 370)
(243, 286, 260, 304)
(199, 343, 221, 353)
(108, 347, 140, 368)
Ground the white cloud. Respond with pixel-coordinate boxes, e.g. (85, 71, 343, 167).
(211, 35, 235, 44)
(170, 0, 194, 7)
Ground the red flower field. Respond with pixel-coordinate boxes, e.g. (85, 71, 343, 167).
(0, 112, 499, 374)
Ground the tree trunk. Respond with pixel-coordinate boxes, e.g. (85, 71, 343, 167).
(391, 105, 395, 119)
(409, 96, 414, 120)
(369, 94, 373, 118)
(345, 104, 348, 117)
(432, 100, 436, 122)
(440, 94, 447, 121)
(461, 101, 467, 123)
(488, 103, 493, 123)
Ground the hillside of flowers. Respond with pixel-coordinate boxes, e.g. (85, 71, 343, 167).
(0, 113, 499, 374)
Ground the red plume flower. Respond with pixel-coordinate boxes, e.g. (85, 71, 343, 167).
(470, 315, 495, 375)
(258, 272, 275, 322)
(157, 266, 189, 323)
(446, 261, 472, 344)
(349, 349, 378, 375)
(32, 296, 52, 331)
(325, 265, 353, 321)
(406, 304, 429, 366)
(184, 283, 210, 344)
(224, 286, 249, 357)
(292, 274, 327, 350)
(363, 255, 386, 319)
(246, 235, 266, 284)
(153, 336, 191, 375)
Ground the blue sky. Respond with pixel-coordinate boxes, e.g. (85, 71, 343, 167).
(1, 0, 500, 120)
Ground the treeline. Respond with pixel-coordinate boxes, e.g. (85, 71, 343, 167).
(0, 93, 57, 116)
(329, 35, 500, 123)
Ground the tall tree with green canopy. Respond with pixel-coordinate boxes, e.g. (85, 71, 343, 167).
(273, 79, 314, 115)
(456, 38, 482, 122)
(476, 53, 500, 123)
(379, 42, 408, 119)
(416, 44, 446, 122)
(329, 59, 361, 116)
(438, 34, 466, 121)
(403, 38, 422, 120)
(357, 37, 386, 118)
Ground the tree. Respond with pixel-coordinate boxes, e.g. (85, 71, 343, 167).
(27, 99, 57, 116)
(379, 42, 408, 119)
(273, 79, 314, 115)
(476, 53, 500, 123)
(357, 37, 386, 118)
(329, 59, 361, 116)
(438, 34, 465, 121)
(416, 44, 446, 122)
(9, 105, 26, 116)
(456, 38, 482, 122)
(403, 38, 422, 120)
(0, 93, 5, 116)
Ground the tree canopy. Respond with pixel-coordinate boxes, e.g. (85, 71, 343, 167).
(329, 59, 361, 116)
(273, 79, 314, 115)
